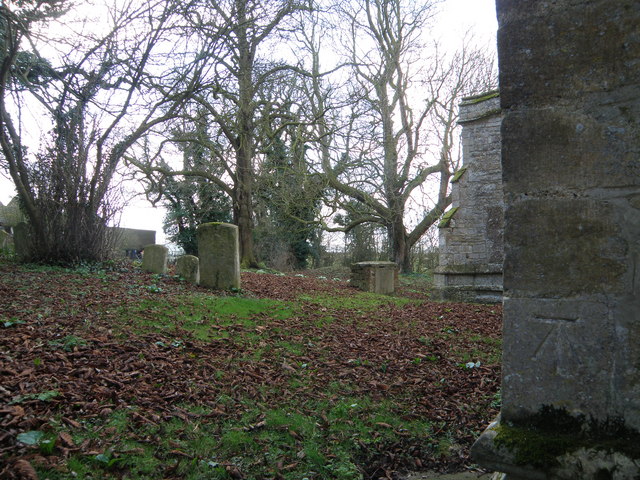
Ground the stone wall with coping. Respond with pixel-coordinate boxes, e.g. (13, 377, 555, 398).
(434, 91, 503, 303)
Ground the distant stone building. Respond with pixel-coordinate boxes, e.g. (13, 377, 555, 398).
(433, 91, 503, 303)
(109, 227, 156, 259)
(0, 197, 155, 259)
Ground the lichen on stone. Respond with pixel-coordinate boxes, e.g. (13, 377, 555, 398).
(460, 90, 500, 105)
(438, 207, 459, 228)
(451, 167, 467, 183)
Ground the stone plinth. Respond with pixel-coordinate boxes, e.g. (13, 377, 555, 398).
(141, 244, 168, 274)
(196, 222, 240, 290)
(433, 264, 502, 303)
(472, 0, 640, 478)
(434, 91, 503, 304)
(176, 255, 199, 284)
(350, 261, 398, 294)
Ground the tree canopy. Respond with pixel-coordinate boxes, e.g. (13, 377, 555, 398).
(1, 0, 496, 269)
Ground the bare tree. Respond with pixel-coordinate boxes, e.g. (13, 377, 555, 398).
(0, 0, 200, 263)
(307, 0, 496, 272)
(130, 0, 311, 268)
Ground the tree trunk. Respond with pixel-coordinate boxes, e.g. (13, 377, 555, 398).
(234, 2, 259, 269)
(388, 218, 411, 273)
(235, 156, 258, 268)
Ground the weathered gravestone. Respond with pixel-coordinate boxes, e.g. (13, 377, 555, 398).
(434, 91, 503, 303)
(176, 255, 199, 284)
(472, 1, 640, 478)
(13, 222, 30, 261)
(350, 261, 397, 295)
(196, 222, 240, 290)
(0, 230, 13, 252)
(141, 244, 168, 275)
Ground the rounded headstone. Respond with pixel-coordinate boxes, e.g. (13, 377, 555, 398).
(176, 254, 200, 284)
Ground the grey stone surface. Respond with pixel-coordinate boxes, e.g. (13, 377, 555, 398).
(0, 230, 13, 251)
(141, 244, 168, 275)
(350, 261, 397, 294)
(434, 92, 503, 303)
(196, 222, 240, 290)
(109, 227, 156, 258)
(176, 255, 199, 284)
(473, 0, 640, 478)
(13, 222, 29, 261)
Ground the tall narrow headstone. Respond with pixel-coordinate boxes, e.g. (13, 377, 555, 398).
(13, 222, 29, 261)
(434, 91, 503, 303)
(141, 244, 168, 275)
(0, 230, 12, 252)
(196, 222, 240, 290)
(472, 1, 640, 478)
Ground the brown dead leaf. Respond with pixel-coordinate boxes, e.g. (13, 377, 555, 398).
(13, 459, 38, 480)
(57, 431, 74, 448)
(375, 422, 393, 429)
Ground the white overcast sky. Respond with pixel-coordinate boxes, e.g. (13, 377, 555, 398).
(0, 0, 498, 243)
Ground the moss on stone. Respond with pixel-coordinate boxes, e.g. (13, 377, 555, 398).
(438, 207, 459, 228)
(461, 90, 499, 105)
(494, 406, 640, 469)
(493, 423, 575, 468)
(451, 167, 467, 183)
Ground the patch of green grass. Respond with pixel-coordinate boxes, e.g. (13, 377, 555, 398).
(35, 393, 444, 480)
(116, 294, 294, 341)
(298, 291, 415, 311)
(48, 334, 88, 352)
(453, 347, 501, 366)
(450, 335, 502, 365)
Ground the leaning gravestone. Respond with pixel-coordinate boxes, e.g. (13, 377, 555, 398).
(196, 222, 240, 290)
(141, 244, 168, 275)
(176, 255, 199, 284)
(472, 1, 640, 478)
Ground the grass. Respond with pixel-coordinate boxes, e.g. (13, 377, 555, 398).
(35, 397, 440, 480)
(1, 260, 502, 479)
(298, 291, 415, 311)
(117, 294, 294, 341)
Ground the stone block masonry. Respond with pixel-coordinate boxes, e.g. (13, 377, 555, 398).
(350, 261, 398, 294)
(472, 0, 640, 478)
(434, 91, 503, 304)
(197, 222, 240, 290)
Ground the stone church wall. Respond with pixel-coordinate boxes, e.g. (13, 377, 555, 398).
(434, 91, 503, 303)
